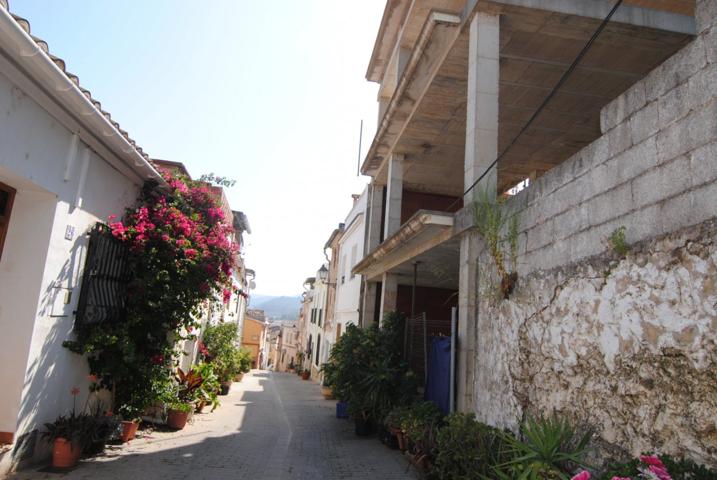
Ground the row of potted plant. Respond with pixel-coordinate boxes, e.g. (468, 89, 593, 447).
(319, 310, 715, 479)
(321, 311, 416, 436)
(380, 405, 716, 480)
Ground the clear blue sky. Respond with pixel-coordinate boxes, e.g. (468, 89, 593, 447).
(10, 0, 384, 296)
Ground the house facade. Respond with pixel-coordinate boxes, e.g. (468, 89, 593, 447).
(242, 310, 267, 369)
(355, 0, 716, 466)
(335, 191, 367, 332)
(278, 324, 299, 372)
(0, 2, 166, 469)
(0, 3, 256, 471)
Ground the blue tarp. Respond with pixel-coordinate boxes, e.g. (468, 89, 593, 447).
(424, 336, 451, 414)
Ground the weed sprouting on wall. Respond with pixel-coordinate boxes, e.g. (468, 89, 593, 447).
(607, 226, 629, 257)
(473, 189, 520, 299)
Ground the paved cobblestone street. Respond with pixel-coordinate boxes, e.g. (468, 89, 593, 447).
(10, 371, 416, 480)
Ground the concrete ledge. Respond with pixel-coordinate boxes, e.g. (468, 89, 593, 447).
(353, 210, 454, 280)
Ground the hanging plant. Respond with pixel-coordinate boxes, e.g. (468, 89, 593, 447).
(473, 189, 519, 299)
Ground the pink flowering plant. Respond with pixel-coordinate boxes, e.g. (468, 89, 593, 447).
(65, 171, 239, 418)
(601, 453, 716, 480)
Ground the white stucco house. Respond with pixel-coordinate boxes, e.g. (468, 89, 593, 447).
(0, 3, 163, 471)
(334, 189, 367, 333)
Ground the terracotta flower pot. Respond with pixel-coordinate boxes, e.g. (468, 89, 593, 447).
(120, 420, 139, 442)
(396, 431, 407, 451)
(301, 371, 310, 380)
(52, 438, 79, 468)
(167, 408, 190, 430)
(321, 386, 334, 399)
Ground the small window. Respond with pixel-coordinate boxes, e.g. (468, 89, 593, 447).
(318, 309, 322, 327)
(0, 181, 16, 262)
(315, 334, 321, 366)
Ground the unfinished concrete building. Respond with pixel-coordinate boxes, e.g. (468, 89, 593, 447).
(355, 0, 716, 464)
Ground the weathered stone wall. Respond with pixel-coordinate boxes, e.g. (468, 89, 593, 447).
(476, 221, 717, 465)
(471, 2, 717, 467)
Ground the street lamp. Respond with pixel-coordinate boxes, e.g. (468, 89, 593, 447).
(317, 265, 335, 286)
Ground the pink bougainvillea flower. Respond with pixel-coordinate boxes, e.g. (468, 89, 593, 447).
(70, 386, 81, 396)
(184, 248, 198, 259)
(223, 288, 232, 304)
(88, 374, 98, 383)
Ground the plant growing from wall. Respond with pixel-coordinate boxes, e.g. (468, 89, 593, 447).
(607, 226, 629, 257)
(473, 189, 520, 299)
(64, 170, 239, 418)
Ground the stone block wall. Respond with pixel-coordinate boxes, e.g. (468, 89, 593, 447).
(472, 3, 717, 466)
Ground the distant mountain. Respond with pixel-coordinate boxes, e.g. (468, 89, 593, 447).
(249, 295, 301, 321)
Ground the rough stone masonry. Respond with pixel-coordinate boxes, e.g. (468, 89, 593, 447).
(470, 0, 717, 468)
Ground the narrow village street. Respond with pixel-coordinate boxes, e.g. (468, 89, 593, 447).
(10, 372, 416, 480)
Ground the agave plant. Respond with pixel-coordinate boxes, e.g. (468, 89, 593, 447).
(493, 415, 592, 480)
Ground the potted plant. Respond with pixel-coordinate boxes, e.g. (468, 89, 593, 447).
(118, 402, 143, 442)
(81, 405, 119, 455)
(401, 401, 444, 468)
(385, 406, 410, 451)
(193, 362, 220, 413)
(301, 369, 311, 380)
(164, 367, 203, 429)
(202, 323, 242, 395)
(166, 401, 193, 429)
(42, 413, 83, 468)
(320, 362, 336, 399)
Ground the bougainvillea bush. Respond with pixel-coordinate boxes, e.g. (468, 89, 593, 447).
(65, 171, 239, 419)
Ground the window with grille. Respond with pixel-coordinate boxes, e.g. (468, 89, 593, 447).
(0, 181, 16, 262)
(75, 223, 130, 325)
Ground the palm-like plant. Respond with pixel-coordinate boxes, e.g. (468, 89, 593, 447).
(494, 415, 592, 480)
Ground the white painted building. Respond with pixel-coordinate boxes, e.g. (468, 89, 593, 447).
(0, 4, 164, 471)
(334, 189, 367, 334)
(304, 271, 328, 378)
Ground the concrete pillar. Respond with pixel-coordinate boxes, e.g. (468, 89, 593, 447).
(457, 12, 500, 413)
(383, 154, 404, 240)
(365, 182, 384, 253)
(379, 272, 398, 324)
(360, 281, 379, 328)
(464, 12, 499, 202)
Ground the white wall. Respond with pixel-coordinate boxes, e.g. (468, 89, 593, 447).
(0, 70, 140, 462)
(335, 189, 367, 334)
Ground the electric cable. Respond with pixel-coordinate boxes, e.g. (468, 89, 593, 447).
(446, 0, 624, 210)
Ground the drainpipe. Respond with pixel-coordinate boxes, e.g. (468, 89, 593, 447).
(0, 8, 165, 185)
